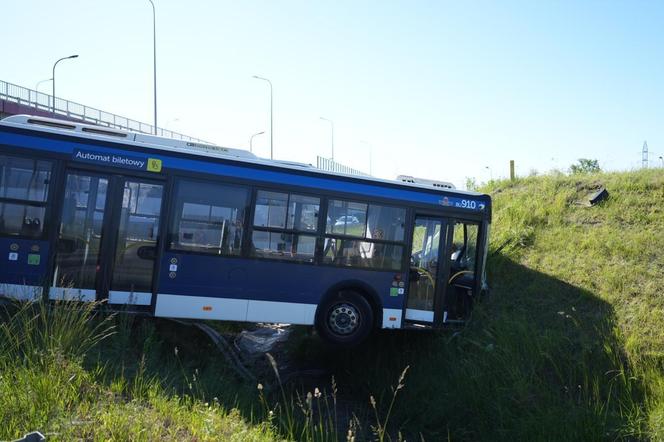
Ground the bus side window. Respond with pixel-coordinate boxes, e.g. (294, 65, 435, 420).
(168, 179, 249, 256)
(323, 199, 406, 271)
(251, 190, 319, 262)
(0, 155, 51, 238)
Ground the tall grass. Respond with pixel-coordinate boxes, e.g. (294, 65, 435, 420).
(0, 299, 114, 437)
(0, 300, 278, 441)
(253, 350, 410, 441)
(0, 299, 115, 366)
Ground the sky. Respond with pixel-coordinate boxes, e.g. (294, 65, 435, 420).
(3, 0, 664, 188)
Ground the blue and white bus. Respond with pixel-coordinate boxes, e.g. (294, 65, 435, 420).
(0, 115, 491, 345)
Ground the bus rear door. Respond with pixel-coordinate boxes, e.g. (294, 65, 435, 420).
(50, 170, 164, 307)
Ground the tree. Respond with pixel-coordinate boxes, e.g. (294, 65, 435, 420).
(465, 177, 478, 191)
(570, 158, 600, 174)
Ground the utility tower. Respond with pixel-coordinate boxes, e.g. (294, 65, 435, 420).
(642, 141, 649, 168)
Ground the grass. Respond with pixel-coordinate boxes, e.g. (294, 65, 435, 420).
(2, 167, 664, 440)
(0, 301, 278, 441)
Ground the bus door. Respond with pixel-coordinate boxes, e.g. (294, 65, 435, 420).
(405, 215, 451, 326)
(51, 170, 164, 307)
(405, 215, 481, 327)
(446, 220, 481, 322)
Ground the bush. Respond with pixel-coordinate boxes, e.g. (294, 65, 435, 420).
(570, 158, 601, 174)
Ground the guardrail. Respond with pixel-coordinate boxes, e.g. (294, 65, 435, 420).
(0, 79, 212, 144)
(317, 156, 369, 176)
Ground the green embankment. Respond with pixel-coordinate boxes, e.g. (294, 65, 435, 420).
(1, 168, 664, 440)
(299, 168, 664, 440)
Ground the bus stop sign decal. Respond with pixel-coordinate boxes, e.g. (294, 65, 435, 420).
(72, 149, 161, 173)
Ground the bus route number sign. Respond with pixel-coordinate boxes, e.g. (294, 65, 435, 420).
(439, 196, 485, 211)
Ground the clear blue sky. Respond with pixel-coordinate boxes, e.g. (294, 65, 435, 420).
(4, 0, 664, 187)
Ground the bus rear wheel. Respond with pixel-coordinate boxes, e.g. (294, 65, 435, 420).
(316, 291, 373, 346)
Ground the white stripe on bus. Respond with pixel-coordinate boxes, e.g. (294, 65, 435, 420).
(155, 294, 317, 324)
(49, 287, 96, 302)
(154, 294, 250, 322)
(108, 290, 152, 306)
(405, 308, 434, 323)
(246, 299, 317, 325)
(0, 283, 43, 301)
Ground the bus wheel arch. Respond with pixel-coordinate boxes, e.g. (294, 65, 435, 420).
(315, 281, 382, 346)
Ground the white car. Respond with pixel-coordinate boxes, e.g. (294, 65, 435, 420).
(334, 215, 360, 226)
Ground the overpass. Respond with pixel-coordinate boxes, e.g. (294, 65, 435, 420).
(1, 79, 372, 176)
(0, 79, 210, 144)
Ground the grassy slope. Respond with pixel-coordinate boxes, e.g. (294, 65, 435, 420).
(490, 169, 664, 359)
(2, 168, 664, 441)
(294, 168, 664, 440)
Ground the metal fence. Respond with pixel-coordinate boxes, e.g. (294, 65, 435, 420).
(0, 79, 211, 144)
(316, 156, 369, 176)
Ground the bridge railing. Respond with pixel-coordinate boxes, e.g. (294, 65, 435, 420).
(0, 79, 211, 144)
(317, 156, 369, 176)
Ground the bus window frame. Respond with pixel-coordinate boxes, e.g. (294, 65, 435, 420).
(0, 152, 56, 240)
(166, 176, 252, 257)
(248, 186, 323, 264)
(320, 196, 409, 273)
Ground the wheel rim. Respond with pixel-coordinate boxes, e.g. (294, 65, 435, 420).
(328, 302, 360, 336)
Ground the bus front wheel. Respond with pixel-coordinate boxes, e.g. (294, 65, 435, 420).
(316, 291, 373, 346)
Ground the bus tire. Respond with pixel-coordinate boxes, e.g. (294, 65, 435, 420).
(315, 290, 373, 346)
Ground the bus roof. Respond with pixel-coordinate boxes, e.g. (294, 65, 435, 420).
(0, 114, 490, 205)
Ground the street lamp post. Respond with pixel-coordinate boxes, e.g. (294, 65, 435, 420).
(659, 156, 663, 168)
(147, 0, 157, 134)
(52, 55, 78, 114)
(485, 166, 493, 181)
(252, 75, 273, 159)
(320, 117, 334, 161)
(360, 140, 372, 176)
(249, 131, 265, 153)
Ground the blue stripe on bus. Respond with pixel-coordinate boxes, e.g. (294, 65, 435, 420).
(1, 131, 489, 211)
(160, 252, 405, 309)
